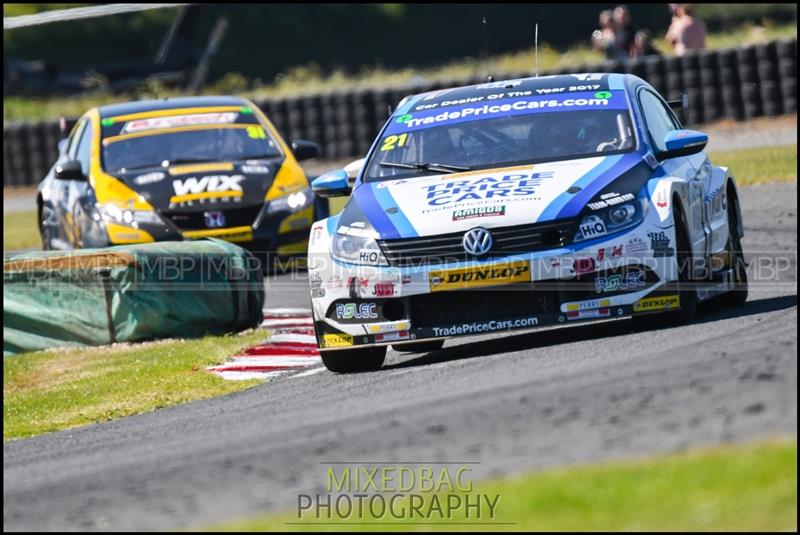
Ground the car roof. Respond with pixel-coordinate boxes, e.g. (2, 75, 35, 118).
(401, 73, 641, 109)
(97, 96, 250, 119)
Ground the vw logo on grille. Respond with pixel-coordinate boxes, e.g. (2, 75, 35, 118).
(462, 227, 493, 256)
(204, 211, 225, 228)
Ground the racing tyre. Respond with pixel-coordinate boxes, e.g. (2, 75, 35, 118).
(39, 202, 57, 251)
(636, 203, 697, 329)
(320, 345, 387, 373)
(669, 202, 698, 322)
(391, 340, 445, 353)
(719, 191, 749, 307)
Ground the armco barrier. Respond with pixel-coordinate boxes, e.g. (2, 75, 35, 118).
(3, 38, 796, 187)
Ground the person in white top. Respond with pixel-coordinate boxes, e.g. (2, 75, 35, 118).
(665, 3, 708, 57)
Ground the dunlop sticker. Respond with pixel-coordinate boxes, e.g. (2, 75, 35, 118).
(633, 294, 680, 312)
(429, 261, 530, 292)
(322, 333, 354, 348)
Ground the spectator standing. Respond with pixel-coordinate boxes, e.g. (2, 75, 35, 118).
(631, 30, 663, 58)
(665, 3, 707, 56)
(613, 5, 638, 58)
(592, 9, 625, 62)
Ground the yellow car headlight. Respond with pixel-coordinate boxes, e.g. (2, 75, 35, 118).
(98, 204, 163, 226)
(267, 187, 312, 214)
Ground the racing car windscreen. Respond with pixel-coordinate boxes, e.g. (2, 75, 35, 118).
(102, 125, 283, 173)
(366, 92, 636, 181)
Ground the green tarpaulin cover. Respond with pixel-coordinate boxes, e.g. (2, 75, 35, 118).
(3, 239, 264, 355)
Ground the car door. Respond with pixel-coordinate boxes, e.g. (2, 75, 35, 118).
(58, 117, 93, 246)
(70, 117, 97, 247)
(46, 117, 82, 246)
(638, 89, 709, 274)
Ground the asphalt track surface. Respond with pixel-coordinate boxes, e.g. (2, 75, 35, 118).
(3, 182, 797, 531)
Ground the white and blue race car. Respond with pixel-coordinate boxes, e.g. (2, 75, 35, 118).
(308, 73, 748, 373)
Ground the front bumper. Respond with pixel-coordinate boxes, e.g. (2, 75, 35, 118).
(102, 202, 315, 261)
(310, 222, 681, 350)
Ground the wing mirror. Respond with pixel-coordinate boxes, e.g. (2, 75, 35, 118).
(311, 169, 351, 198)
(658, 129, 708, 160)
(54, 160, 86, 181)
(290, 139, 321, 161)
(342, 157, 365, 188)
(310, 157, 366, 197)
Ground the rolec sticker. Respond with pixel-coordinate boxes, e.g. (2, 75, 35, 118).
(594, 270, 646, 293)
(334, 302, 378, 321)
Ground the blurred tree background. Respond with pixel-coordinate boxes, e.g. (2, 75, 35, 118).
(4, 3, 797, 88)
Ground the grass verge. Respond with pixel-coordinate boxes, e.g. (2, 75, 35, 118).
(3, 329, 266, 441)
(709, 144, 798, 186)
(207, 437, 797, 531)
(3, 209, 40, 251)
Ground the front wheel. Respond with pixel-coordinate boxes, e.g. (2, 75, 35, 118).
(39, 202, 58, 251)
(667, 202, 698, 323)
(633, 202, 696, 328)
(320, 345, 387, 373)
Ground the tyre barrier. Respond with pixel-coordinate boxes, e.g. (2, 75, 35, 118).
(4, 38, 796, 186)
(644, 55, 666, 96)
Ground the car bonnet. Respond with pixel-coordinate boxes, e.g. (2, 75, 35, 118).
(339, 152, 655, 240)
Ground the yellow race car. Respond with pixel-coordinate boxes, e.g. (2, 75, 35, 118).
(37, 96, 327, 266)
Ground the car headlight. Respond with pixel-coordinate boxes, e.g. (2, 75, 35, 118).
(573, 195, 648, 243)
(98, 204, 163, 226)
(331, 232, 389, 266)
(267, 188, 312, 214)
